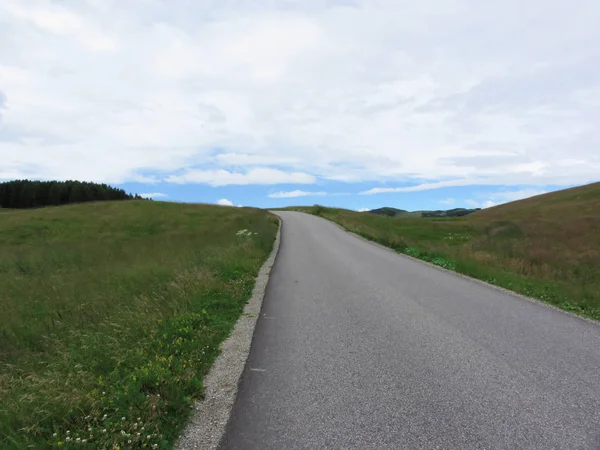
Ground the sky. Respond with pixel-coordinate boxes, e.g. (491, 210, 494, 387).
(1, 0, 599, 211)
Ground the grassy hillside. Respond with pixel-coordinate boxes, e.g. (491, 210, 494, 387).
(293, 183, 600, 320)
(0, 201, 278, 449)
(368, 207, 420, 218)
(368, 206, 480, 218)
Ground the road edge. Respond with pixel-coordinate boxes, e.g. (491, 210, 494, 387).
(315, 213, 599, 327)
(176, 216, 282, 449)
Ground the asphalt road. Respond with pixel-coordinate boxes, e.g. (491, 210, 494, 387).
(219, 212, 600, 450)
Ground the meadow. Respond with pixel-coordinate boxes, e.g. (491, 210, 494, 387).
(0, 201, 278, 448)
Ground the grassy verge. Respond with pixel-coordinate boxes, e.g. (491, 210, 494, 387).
(289, 185, 600, 321)
(0, 201, 278, 449)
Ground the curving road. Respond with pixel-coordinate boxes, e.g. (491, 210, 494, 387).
(220, 211, 600, 449)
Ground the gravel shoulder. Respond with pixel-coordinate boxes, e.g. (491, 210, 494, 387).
(176, 217, 281, 450)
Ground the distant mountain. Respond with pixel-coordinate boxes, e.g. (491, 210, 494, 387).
(368, 207, 481, 218)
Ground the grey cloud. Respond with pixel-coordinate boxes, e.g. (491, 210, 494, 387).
(198, 103, 226, 123)
(0, 90, 6, 122)
(345, 96, 415, 116)
(426, 57, 600, 114)
(0, 123, 71, 145)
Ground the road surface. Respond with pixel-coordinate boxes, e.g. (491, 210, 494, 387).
(220, 212, 600, 449)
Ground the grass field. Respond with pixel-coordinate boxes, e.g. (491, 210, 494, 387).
(0, 201, 278, 449)
(291, 183, 600, 320)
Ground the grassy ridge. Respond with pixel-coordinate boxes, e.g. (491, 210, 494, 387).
(0, 201, 278, 448)
(294, 183, 600, 320)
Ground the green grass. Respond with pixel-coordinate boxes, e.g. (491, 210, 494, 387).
(0, 201, 278, 449)
(291, 184, 600, 320)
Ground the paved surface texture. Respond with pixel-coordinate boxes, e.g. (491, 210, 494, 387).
(219, 212, 600, 450)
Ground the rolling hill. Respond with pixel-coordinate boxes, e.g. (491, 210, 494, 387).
(295, 182, 600, 320)
(368, 206, 481, 218)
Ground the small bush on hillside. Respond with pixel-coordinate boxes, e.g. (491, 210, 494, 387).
(311, 204, 326, 216)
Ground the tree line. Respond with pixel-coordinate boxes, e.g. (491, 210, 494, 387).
(0, 180, 146, 209)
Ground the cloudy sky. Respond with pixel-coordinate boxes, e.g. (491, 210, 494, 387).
(1, 0, 598, 210)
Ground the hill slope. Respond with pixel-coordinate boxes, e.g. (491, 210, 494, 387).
(368, 206, 480, 218)
(368, 207, 420, 218)
(0, 201, 278, 448)
(296, 182, 600, 320)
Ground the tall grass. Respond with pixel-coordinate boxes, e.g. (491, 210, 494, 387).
(0, 201, 278, 448)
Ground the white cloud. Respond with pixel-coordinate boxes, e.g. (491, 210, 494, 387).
(466, 199, 497, 209)
(217, 198, 234, 206)
(492, 189, 548, 202)
(361, 179, 480, 195)
(491, 189, 548, 203)
(268, 190, 326, 198)
(467, 188, 548, 208)
(357, 208, 370, 212)
(165, 168, 315, 186)
(440, 198, 455, 205)
(215, 153, 300, 166)
(1, 0, 599, 187)
(139, 192, 168, 199)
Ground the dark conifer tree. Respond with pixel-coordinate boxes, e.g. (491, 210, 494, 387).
(0, 180, 147, 209)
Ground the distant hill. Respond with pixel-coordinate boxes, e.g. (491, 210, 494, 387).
(368, 207, 419, 218)
(369, 206, 481, 218)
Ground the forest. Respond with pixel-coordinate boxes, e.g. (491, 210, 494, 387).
(0, 180, 144, 209)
